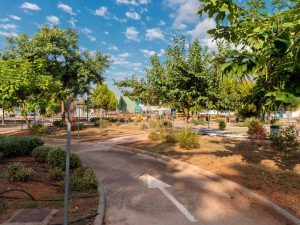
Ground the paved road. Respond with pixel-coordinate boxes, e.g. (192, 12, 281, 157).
(46, 135, 286, 225)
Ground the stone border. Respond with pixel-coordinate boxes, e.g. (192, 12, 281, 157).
(94, 180, 106, 225)
(116, 144, 300, 225)
(2, 209, 58, 225)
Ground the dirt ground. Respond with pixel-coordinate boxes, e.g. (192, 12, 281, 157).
(122, 135, 300, 219)
(0, 124, 145, 142)
(0, 156, 99, 225)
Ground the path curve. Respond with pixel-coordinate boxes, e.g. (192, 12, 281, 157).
(46, 134, 290, 225)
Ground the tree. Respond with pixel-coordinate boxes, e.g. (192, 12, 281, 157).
(5, 25, 110, 121)
(198, 0, 300, 114)
(116, 36, 213, 121)
(91, 83, 118, 113)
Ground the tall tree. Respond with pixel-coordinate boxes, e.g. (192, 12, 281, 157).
(116, 36, 213, 121)
(5, 25, 110, 121)
(91, 83, 118, 112)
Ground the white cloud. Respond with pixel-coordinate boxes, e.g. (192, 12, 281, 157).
(20, 2, 41, 11)
(115, 0, 150, 5)
(146, 28, 164, 40)
(94, 7, 108, 17)
(104, 31, 109, 35)
(159, 20, 166, 26)
(119, 52, 130, 58)
(102, 41, 107, 45)
(46, 16, 60, 25)
(141, 49, 164, 57)
(125, 11, 141, 20)
(109, 45, 119, 51)
(9, 15, 21, 21)
(0, 31, 17, 37)
(87, 35, 96, 42)
(81, 28, 92, 34)
(0, 18, 9, 22)
(188, 18, 217, 50)
(125, 27, 139, 41)
(164, 0, 200, 29)
(58, 3, 76, 15)
(0, 24, 17, 30)
(68, 17, 77, 28)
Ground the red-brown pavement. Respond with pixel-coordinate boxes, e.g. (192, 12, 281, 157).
(45, 134, 287, 225)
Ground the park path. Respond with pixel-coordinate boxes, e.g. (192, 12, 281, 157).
(45, 134, 286, 225)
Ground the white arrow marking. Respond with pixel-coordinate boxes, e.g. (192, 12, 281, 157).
(139, 174, 198, 222)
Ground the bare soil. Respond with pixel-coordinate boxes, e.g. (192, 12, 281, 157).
(0, 156, 99, 225)
(121, 135, 300, 218)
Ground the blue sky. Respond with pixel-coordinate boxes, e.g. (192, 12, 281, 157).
(0, 0, 218, 96)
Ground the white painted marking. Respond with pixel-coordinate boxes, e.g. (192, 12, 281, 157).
(139, 174, 198, 222)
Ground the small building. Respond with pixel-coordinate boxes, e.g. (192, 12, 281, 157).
(118, 96, 137, 113)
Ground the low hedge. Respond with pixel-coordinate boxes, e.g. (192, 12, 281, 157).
(5, 163, 33, 181)
(0, 136, 44, 158)
(32, 145, 57, 162)
(47, 148, 82, 170)
(71, 167, 97, 190)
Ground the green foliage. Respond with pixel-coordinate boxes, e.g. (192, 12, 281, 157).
(148, 118, 160, 129)
(177, 129, 199, 149)
(30, 123, 51, 135)
(163, 120, 172, 128)
(198, 0, 300, 112)
(237, 104, 258, 120)
(91, 83, 118, 111)
(192, 119, 208, 125)
(71, 167, 97, 190)
(218, 120, 227, 131)
(5, 163, 33, 182)
(47, 148, 82, 170)
(0, 136, 44, 158)
(270, 125, 299, 158)
(49, 167, 65, 181)
(246, 118, 267, 139)
(164, 130, 178, 143)
(148, 130, 160, 141)
(32, 145, 56, 162)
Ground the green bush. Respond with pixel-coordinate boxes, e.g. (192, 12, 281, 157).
(0, 136, 44, 158)
(71, 167, 97, 190)
(246, 118, 267, 139)
(47, 148, 82, 170)
(177, 129, 199, 149)
(148, 118, 160, 129)
(163, 120, 173, 128)
(32, 145, 56, 162)
(192, 119, 208, 125)
(30, 123, 51, 135)
(5, 163, 33, 181)
(164, 132, 178, 143)
(148, 130, 160, 141)
(270, 125, 299, 158)
(218, 120, 227, 131)
(49, 167, 65, 181)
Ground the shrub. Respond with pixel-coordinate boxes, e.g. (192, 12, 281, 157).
(47, 148, 82, 169)
(192, 119, 207, 126)
(71, 167, 97, 190)
(0, 136, 44, 158)
(163, 120, 173, 128)
(270, 125, 299, 158)
(5, 163, 33, 181)
(32, 145, 56, 162)
(148, 130, 160, 141)
(30, 123, 51, 135)
(115, 121, 121, 126)
(140, 122, 148, 130)
(164, 131, 178, 143)
(134, 115, 144, 123)
(218, 120, 227, 131)
(148, 118, 159, 129)
(53, 120, 64, 127)
(49, 167, 65, 181)
(177, 129, 199, 149)
(246, 118, 267, 139)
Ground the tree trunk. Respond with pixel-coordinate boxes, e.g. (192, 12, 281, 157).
(186, 108, 190, 123)
(61, 100, 65, 123)
(2, 107, 4, 125)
